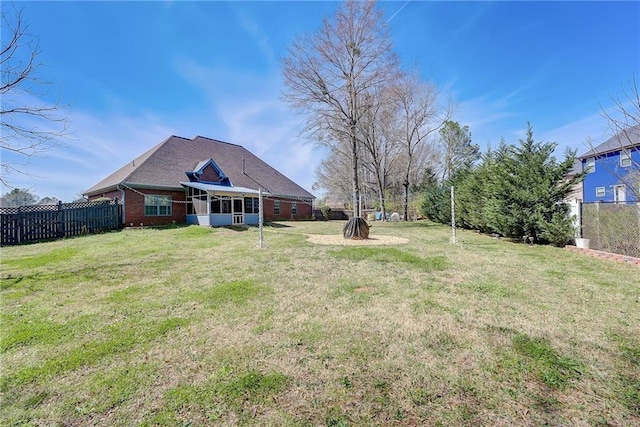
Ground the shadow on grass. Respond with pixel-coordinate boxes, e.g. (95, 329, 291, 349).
(264, 222, 293, 228)
(147, 223, 190, 230)
(375, 220, 442, 229)
(220, 225, 253, 232)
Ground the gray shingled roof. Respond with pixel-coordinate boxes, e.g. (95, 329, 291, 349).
(578, 124, 640, 159)
(84, 135, 315, 200)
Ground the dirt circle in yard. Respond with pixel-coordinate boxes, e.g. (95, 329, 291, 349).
(306, 234, 409, 245)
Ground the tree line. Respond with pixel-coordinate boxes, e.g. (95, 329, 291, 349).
(421, 123, 581, 246)
(0, 188, 86, 207)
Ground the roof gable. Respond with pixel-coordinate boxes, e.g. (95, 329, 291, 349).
(185, 159, 231, 186)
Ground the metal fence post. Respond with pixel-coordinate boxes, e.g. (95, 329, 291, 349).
(56, 200, 65, 238)
(595, 201, 600, 250)
(17, 206, 23, 244)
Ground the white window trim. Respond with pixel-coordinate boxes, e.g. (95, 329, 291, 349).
(274, 200, 281, 215)
(620, 150, 631, 167)
(585, 157, 595, 174)
(595, 186, 605, 198)
(145, 195, 172, 216)
(613, 184, 626, 203)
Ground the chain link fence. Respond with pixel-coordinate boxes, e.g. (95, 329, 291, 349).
(580, 202, 640, 258)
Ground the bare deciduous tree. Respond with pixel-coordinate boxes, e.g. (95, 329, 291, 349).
(1, 6, 69, 186)
(391, 72, 448, 220)
(281, 0, 398, 218)
(314, 149, 354, 207)
(357, 86, 401, 220)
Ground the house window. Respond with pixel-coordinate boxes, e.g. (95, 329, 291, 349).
(595, 186, 605, 198)
(244, 197, 260, 214)
(620, 150, 631, 167)
(585, 157, 595, 174)
(292, 203, 297, 215)
(145, 195, 172, 216)
(274, 200, 281, 215)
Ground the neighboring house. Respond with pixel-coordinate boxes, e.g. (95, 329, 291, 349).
(84, 135, 315, 226)
(578, 125, 640, 203)
(564, 159, 584, 238)
(565, 158, 584, 202)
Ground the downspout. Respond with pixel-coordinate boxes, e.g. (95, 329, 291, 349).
(117, 184, 126, 225)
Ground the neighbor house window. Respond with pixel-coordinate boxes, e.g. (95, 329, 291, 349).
(595, 186, 605, 198)
(620, 150, 631, 167)
(585, 157, 595, 174)
(145, 195, 172, 216)
(274, 200, 281, 215)
(291, 203, 297, 215)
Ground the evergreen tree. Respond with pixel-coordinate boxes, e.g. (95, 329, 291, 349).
(485, 124, 579, 245)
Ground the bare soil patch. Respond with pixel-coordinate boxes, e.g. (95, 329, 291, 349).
(306, 234, 409, 245)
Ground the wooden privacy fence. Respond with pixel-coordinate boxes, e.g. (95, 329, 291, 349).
(1, 199, 122, 246)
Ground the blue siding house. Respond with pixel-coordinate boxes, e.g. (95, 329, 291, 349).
(578, 125, 639, 203)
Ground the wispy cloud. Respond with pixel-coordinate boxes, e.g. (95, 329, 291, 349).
(236, 10, 276, 64)
(455, 94, 523, 145)
(176, 57, 319, 193)
(540, 109, 614, 157)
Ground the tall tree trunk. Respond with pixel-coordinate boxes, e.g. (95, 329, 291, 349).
(351, 122, 360, 218)
(403, 177, 409, 221)
(376, 170, 386, 221)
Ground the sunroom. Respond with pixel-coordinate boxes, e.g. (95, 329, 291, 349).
(182, 181, 264, 226)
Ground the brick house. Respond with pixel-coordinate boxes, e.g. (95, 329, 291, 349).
(84, 135, 315, 226)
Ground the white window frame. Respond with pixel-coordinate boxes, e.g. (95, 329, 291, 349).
(620, 150, 631, 167)
(595, 186, 605, 198)
(274, 200, 281, 215)
(291, 202, 297, 216)
(145, 195, 172, 216)
(585, 157, 595, 174)
(613, 184, 626, 203)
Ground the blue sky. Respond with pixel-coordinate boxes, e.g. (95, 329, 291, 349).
(2, 1, 639, 202)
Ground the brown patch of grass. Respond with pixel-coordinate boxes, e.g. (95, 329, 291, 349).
(354, 286, 376, 293)
(306, 233, 409, 245)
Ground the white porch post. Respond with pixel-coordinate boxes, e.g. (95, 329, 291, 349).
(258, 188, 265, 249)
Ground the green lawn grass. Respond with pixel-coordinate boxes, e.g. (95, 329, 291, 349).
(1, 221, 638, 426)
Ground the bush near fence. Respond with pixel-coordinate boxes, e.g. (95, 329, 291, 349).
(581, 202, 640, 258)
(0, 200, 122, 246)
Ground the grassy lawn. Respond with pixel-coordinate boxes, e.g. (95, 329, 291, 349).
(1, 220, 638, 426)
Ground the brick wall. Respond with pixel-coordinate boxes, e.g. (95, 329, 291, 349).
(90, 190, 312, 225)
(123, 189, 186, 226)
(90, 188, 186, 226)
(263, 197, 313, 221)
